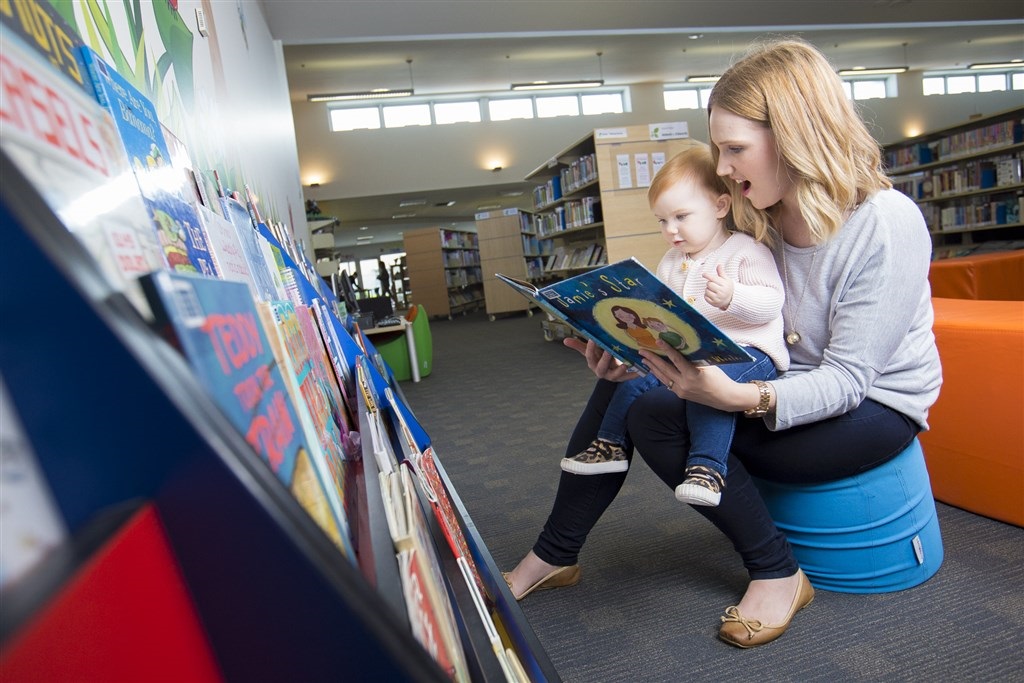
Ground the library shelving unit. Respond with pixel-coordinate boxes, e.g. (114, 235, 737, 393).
(526, 124, 700, 276)
(404, 226, 484, 319)
(476, 209, 544, 320)
(884, 107, 1024, 259)
(390, 257, 410, 310)
(0, 154, 559, 682)
(524, 124, 699, 339)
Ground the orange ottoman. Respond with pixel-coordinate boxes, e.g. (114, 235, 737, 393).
(922, 298, 1024, 526)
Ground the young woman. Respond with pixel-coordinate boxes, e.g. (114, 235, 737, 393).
(502, 38, 941, 649)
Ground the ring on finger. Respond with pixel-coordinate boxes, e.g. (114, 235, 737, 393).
(668, 380, 675, 389)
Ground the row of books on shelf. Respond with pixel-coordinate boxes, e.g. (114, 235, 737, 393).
(893, 154, 1024, 200)
(445, 268, 483, 288)
(544, 243, 606, 272)
(535, 197, 603, 237)
(441, 230, 479, 250)
(885, 116, 1023, 171)
(920, 195, 1023, 232)
(443, 249, 482, 268)
(448, 290, 485, 310)
(1, 20, 532, 681)
(559, 152, 598, 195)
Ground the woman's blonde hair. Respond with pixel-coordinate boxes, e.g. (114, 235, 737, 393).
(648, 143, 736, 230)
(707, 38, 891, 244)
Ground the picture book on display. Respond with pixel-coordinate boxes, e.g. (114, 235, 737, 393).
(0, 26, 165, 315)
(79, 46, 218, 277)
(497, 257, 754, 374)
(140, 271, 356, 561)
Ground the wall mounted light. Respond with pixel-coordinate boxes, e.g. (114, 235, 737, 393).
(308, 58, 415, 102)
(512, 52, 604, 91)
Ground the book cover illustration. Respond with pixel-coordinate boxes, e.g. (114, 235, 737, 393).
(258, 300, 357, 558)
(294, 303, 357, 442)
(79, 46, 217, 277)
(0, 26, 164, 315)
(497, 257, 754, 373)
(392, 466, 471, 683)
(140, 271, 354, 560)
(384, 388, 488, 600)
(219, 196, 281, 303)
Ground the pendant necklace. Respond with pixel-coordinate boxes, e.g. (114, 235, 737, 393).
(780, 243, 818, 346)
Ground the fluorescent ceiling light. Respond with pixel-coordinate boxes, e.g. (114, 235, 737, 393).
(510, 80, 603, 91)
(391, 213, 417, 219)
(356, 235, 374, 242)
(686, 75, 720, 83)
(968, 60, 1023, 70)
(308, 88, 413, 102)
(398, 199, 426, 207)
(837, 66, 907, 76)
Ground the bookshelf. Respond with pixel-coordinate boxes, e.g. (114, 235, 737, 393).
(476, 209, 544, 320)
(526, 124, 701, 276)
(404, 226, 484, 319)
(525, 125, 699, 340)
(884, 107, 1024, 259)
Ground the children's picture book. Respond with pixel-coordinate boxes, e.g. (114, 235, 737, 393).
(79, 46, 218, 277)
(0, 26, 165, 316)
(140, 271, 356, 561)
(497, 257, 754, 373)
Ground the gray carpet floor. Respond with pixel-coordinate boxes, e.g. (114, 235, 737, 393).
(397, 310, 1024, 683)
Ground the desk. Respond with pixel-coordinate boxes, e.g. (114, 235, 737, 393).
(363, 320, 420, 382)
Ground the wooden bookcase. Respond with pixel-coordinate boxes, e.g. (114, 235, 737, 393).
(883, 107, 1024, 259)
(476, 209, 544, 320)
(526, 124, 701, 276)
(404, 226, 484, 319)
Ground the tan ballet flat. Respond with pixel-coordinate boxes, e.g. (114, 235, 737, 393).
(718, 569, 815, 648)
(502, 564, 581, 601)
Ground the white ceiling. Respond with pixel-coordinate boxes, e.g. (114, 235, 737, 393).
(263, 0, 1024, 240)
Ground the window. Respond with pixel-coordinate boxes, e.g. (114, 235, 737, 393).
(581, 92, 624, 115)
(382, 103, 431, 128)
(329, 107, 381, 132)
(434, 101, 481, 124)
(326, 88, 627, 131)
(839, 76, 893, 100)
(946, 75, 977, 94)
(536, 95, 579, 118)
(923, 70, 1024, 95)
(488, 97, 534, 121)
(662, 87, 713, 111)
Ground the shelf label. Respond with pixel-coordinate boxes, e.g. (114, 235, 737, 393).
(649, 122, 689, 140)
(596, 127, 628, 140)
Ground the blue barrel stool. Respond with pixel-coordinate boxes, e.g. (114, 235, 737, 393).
(752, 439, 943, 593)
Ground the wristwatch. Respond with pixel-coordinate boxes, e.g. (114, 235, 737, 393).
(743, 380, 772, 418)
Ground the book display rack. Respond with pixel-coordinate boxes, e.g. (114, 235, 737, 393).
(0, 18, 556, 682)
(884, 107, 1024, 259)
(404, 227, 485, 319)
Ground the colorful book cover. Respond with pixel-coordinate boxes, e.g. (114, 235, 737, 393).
(0, 25, 164, 315)
(79, 46, 218, 277)
(219, 196, 280, 303)
(140, 271, 355, 561)
(195, 204, 257, 296)
(258, 300, 355, 549)
(294, 303, 356, 441)
(497, 257, 755, 373)
(393, 466, 471, 683)
(384, 388, 487, 600)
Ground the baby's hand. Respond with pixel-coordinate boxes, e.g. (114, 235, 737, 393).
(703, 264, 734, 310)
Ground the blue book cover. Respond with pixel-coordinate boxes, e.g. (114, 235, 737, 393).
(80, 47, 218, 277)
(498, 257, 755, 373)
(140, 271, 356, 561)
